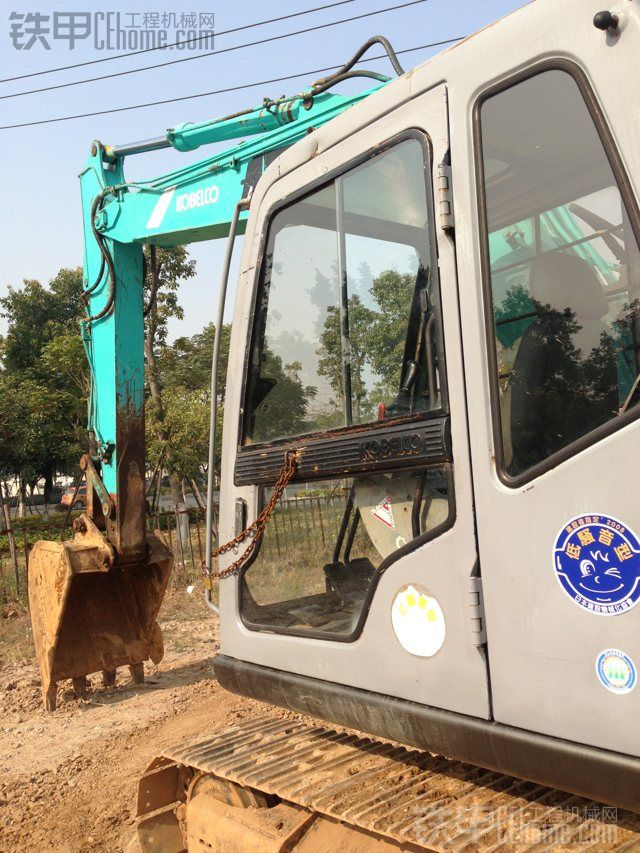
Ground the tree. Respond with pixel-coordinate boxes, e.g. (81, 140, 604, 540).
(159, 322, 231, 396)
(247, 348, 317, 443)
(317, 294, 375, 422)
(316, 268, 416, 422)
(149, 321, 242, 481)
(365, 269, 417, 396)
(493, 282, 536, 350)
(146, 387, 210, 486)
(0, 376, 81, 497)
(0, 268, 88, 512)
(143, 246, 197, 506)
(154, 322, 231, 478)
(0, 268, 85, 374)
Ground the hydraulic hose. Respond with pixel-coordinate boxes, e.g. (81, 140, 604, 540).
(83, 195, 110, 298)
(307, 69, 391, 98)
(204, 196, 251, 615)
(309, 35, 405, 97)
(83, 190, 117, 325)
(84, 256, 105, 298)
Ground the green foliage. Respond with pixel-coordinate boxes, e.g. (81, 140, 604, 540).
(317, 295, 374, 421)
(147, 387, 210, 480)
(493, 282, 536, 349)
(159, 322, 230, 395)
(249, 349, 317, 443)
(367, 270, 415, 387)
(0, 268, 88, 489)
(147, 318, 228, 477)
(317, 268, 415, 420)
(0, 268, 85, 374)
(143, 245, 196, 347)
(144, 246, 203, 484)
(0, 250, 213, 497)
(40, 332, 90, 399)
(0, 512, 79, 554)
(0, 375, 81, 483)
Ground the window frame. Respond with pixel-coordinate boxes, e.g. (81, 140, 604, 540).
(237, 128, 448, 452)
(474, 59, 640, 487)
(234, 129, 457, 643)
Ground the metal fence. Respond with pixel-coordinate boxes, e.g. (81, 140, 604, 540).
(149, 494, 352, 573)
(0, 506, 216, 603)
(148, 505, 216, 579)
(256, 495, 352, 558)
(0, 493, 355, 605)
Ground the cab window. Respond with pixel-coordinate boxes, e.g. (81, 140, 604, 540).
(243, 138, 445, 446)
(479, 69, 640, 478)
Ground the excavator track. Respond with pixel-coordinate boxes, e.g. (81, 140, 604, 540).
(136, 716, 640, 851)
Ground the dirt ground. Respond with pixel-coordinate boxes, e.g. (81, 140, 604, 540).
(0, 591, 294, 852)
(5, 591, 638, 853)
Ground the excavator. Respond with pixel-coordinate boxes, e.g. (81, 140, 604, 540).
(27, 0, 640, 848)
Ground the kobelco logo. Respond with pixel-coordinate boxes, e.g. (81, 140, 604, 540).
(176, 185, 220, 212)
(360, 433, 424, 461)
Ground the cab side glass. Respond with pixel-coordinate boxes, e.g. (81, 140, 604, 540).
(241, 468, 453, 636)
(480, 70, 640, 477)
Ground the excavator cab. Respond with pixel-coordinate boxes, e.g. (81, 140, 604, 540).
(29, 0, 640, 845)
(233, 132, 455, 643)
(211, 0, 640, 823)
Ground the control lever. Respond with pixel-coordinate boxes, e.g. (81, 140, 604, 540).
(400, 359, 419, 392)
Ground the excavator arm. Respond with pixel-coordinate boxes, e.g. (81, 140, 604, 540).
(79, 85, 379, 532)
(28, 57, 389, 710)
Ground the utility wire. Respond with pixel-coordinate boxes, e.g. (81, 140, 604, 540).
(0, 0, 356, 84)
(0, 0, 429, 101)
(0, 38, 463, 130)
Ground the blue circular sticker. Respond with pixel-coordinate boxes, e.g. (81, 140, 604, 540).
(554, 514, 640, 615)
(596, 649, 637, 694)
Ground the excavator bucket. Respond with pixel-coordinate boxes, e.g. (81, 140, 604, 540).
(28, 515, 173, 711)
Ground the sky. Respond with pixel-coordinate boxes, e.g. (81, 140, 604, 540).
(0, 0, 527, 343)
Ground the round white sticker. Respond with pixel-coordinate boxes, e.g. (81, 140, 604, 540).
(391, 584, 445, 657)
(596, 649, 637, 695)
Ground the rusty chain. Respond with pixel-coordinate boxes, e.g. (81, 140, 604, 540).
(211, 450, 298, 580)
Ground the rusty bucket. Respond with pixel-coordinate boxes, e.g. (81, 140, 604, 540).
(28, 516, 173, 710)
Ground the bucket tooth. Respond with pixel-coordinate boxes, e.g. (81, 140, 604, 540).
(72, 676, 88, 699)
(28, 515, 173, 711)
(129, 663, 145, 684)
(102, 669, 117, 688)
(45, 684, 57, 712)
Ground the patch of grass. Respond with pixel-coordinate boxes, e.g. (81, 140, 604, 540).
(159, 583, 215, 623)
(0, 602, 33, 667)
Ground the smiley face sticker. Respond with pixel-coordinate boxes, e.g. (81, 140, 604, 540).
(553, 514, 640, 615)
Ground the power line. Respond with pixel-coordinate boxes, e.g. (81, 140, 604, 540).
(0, 38, 463, 131)
(0, 0, 356, 84)
(0, 0, 429, 101)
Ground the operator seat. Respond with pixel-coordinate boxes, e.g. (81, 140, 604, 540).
(509, 251, 618, 474)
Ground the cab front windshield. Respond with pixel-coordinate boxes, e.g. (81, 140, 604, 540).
(243, 138, 444, 446)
